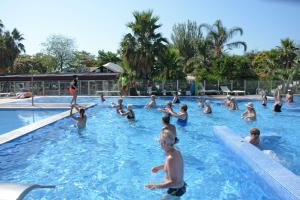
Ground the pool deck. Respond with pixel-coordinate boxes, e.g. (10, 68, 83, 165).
(0, 103, 90, 109)
(0, 102, 96, 145)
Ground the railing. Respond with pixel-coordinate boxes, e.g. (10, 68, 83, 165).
(0, 80, 299, 96)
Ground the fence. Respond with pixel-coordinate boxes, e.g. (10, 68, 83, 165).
(0, 80, 299, 96)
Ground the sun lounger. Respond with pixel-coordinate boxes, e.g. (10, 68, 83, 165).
(220, 86, 245, 96)
(0, 93, 10, 97)
(0, 182, 55, 200)
(198, 82, 220, 95)
(96, 91, 120, 96)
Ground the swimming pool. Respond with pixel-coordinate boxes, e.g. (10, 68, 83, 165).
(0, 96, 298, 199)
(0, 109, 66, 135)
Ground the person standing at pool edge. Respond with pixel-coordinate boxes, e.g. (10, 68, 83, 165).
(70, 75, 78, 105)
(145, 129, 186, 198)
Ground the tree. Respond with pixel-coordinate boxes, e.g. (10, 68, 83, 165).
(171, 20, 203, 70)
(69, 51, 97, 69)
(13, 53, 57, 74)
(153, 46, 185, 80)
(98, 50, 120, 66)
(0, 20, 25, 73)
(119, 10, 168, 79)
(42, 34, 76, 71)
(200, 20, 247, 56)
(277, 38, 298, 69)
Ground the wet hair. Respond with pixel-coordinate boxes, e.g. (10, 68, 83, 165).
(250, 128, 260, 136)
(79, 109, 85, 117)
(118, 98, 123, 104)
(162, 115, 170, 124)
(180, 104, 188, 111)
(160, 129, 175, 146)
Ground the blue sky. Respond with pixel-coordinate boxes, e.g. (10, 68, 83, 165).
(1, 0, 299, 55)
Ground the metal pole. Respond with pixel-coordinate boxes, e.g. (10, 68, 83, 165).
(31, 67, 34, 106)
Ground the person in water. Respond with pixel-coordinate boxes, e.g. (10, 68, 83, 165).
(121, 104, 135, 121)
(229, 97, 238, 110)
(70, 75, 78, 105)
(224, 95, 231, 107)
(241, 102, 257, 121)
(161, 115, 178, 143)
(111, 98, 124, 114)
(158, 101, 173, 115)
(204, 100, 212, 114)
(285, 89, 294, 103)
(172, 92, 180, 104)
(197, 97, 204, 108)
(262, 94, 267, 106)
(246, 128, 260, 145)
(273, 100, 282, 112)
(100, 94, 106, 102)
(70, 104, 87, 129)
(145, 95, 157, 109)
(145, 129, 186, 198)
(168, 104, 188, 126)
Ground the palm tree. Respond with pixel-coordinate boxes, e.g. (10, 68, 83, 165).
(0, 20, 4, 35)
(0, 25, 25, 73)
(119, 10, 168, 80)
(277, 38, 298, 69)
(200, 20, 247, 56)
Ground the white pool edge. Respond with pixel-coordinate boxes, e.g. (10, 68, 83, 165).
(0, 103, 96, 145)
(213, 126, 300, 200)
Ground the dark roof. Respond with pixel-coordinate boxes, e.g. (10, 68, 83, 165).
(0, 73, 119, 81)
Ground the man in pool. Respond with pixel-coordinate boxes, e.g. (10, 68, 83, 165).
(145, 129, 186, 198)
(161, 115, 178, 143)
(121, 104, 135, 121)
(70, 104, 87, 129)
(285, 89, 294, 103)
(246, 128, 260, 145)
(111, 98, 124, 114)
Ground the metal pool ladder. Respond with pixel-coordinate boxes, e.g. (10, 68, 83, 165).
(0, 182, 55, 200)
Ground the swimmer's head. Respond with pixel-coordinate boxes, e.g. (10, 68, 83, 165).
(180, 104, 188, 112)
(250, 128, 260, 137)
(127, 104, 133, 110)
(226, 95, 231, 99)
(162, 115, 170, 124)
(151, 95, 156, 100)
(205, 100, 211, 106)
(198, 97, 202, 102)
(166, 101, 172, 108)
(118, 98, 123, 104)
(79, 108, 85, 117)
(245, 102, 254, 110)
(173, 92, 178, 97)
(160, 129, 176, 148)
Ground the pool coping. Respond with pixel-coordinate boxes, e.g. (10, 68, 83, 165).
(0, 103, 96, 145)
(213, 126, 300, 200)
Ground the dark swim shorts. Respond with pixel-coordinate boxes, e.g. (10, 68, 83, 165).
(167, 182, 187, 197)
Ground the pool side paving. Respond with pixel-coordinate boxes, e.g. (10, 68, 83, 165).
(214, 126, 300, 200)
(0, 103, 95, 145)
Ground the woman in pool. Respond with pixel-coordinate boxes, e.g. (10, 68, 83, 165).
(197, 97, 204, 108)
(285, 89, 294, 103)
(70, 104, 87, 129)
(161, 115, 178, 143)
(100, 94, 106, 102)
(111, 98, 124, 114)
(229, 97, 238, 110)
(172, 92, 180, 104)
(145, 95, 156, 109)
(262, 94, 267, 106)
(70, 75, 78, 105)
(158, 101, 173, 115)
(204, 100, 212, 114)
(121, 104, 135, 121)
(241, 102, 256, 121)
(145, 129, 186, 198)
(168, 104, 188, 126)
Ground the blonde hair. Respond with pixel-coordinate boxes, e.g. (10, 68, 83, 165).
(160, 129, 175, 146)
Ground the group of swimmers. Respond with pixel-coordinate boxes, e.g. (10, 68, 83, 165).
(67, 75, 295, 198)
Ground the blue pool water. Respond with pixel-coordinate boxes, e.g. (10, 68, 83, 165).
(0, 96, 299, 199)
(0, 109, 65, 135)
